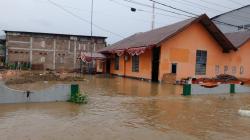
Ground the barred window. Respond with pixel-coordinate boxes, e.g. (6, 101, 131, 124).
(232, 66, 237, 75)
(132, 55, 139, 72)
(224, 65, 229, 74)
(215, 65, 220, 75)
(195, 50, 207, 75)
(114, 55, 119, 70)
(240, 66, 244, 75)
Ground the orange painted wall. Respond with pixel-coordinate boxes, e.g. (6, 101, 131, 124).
(230, 41, 250, 79)
(159, 22, 235, 81)
(110, 49, 152, 80)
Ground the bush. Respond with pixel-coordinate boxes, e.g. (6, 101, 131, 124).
(69, 92, 88, 104)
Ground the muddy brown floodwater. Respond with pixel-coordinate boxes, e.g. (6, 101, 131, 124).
(1, 75, 250, 140)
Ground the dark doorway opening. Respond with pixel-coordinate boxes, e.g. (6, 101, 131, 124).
(106, 60, 111, 74)
(151, 47, 161, 82)
(171, 63, 177, 74)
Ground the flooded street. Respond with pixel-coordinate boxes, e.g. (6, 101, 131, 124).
(1, 75, 250, 140)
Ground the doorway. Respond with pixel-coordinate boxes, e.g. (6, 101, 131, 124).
(171, 63, 177, 74)
(151, 47, 161, 82)
(106, 59, 111, 74)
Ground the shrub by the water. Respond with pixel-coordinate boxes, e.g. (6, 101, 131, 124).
(69, 92, 88, 104)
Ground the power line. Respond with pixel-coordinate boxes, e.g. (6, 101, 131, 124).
(47, 0, 125, 38)
(110, 0, 187, 19)
(149, 0, 198, 16)
(170, 0, 250, 23)
(198, 0, 250, 15)
(149, 0, 244, 28)
(122, 0, 194, 18)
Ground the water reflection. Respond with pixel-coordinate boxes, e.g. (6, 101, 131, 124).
(1, 75, 250, 140)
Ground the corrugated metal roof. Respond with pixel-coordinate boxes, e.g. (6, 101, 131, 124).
(225, 30, 250, 48)
(99, 14, 236, 53)
(212, 5, 250, 20)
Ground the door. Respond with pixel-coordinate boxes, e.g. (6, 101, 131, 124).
(171, 63, 177, 74)
(106, 59, 111, 74)
(151, 47, 161, 82)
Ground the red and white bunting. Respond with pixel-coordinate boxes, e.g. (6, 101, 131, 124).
(80, 52, 93, 64)
(110, 50, 125, 56)
(127, 47, 146, 56)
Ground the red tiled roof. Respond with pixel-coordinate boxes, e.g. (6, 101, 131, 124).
(225, 30, 250, 48)
(99, 14, 236, 53)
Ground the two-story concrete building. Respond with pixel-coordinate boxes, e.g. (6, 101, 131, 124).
(4, 31, 107, 71)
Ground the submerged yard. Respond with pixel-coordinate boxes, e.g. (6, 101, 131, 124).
(1, 75, 250, 140)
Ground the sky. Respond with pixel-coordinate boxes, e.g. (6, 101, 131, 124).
(0, 0, 250, 44)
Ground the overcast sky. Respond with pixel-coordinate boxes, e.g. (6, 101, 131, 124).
(0, 0, 250, 43)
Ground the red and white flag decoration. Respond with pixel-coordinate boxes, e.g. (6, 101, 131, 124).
(111, 50, 125, 56)
(80, 52, 93, 63)
(127, 47, 146, 56)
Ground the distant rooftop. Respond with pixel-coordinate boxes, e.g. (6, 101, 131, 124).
(212, 5, 250, 19)
(4, 30, 107, 39)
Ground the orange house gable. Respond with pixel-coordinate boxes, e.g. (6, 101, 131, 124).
(99, 14, 250, 82)
(159, 22, 234, 81)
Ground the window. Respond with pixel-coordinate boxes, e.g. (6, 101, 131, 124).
(195, 50, 207, 75)
(171, 63, 177, 74)
(60, 57, 64, 64)
(215, 65, 220, 75)
(41, 41, 45, 48)
(240, 66, 244, 75)
(40, 57, 45, 63)
(224, 66, 229, 74)
(114, 55, 119, 70)
(232, 66, 237, 75)
(132, 55, 139, 72)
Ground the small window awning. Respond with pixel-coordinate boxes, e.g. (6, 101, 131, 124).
(80, 52, 106, 63)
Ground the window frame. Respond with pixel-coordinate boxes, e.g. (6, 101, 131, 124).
(195, 50, 207, 75)
(114, 55, 119, 70)
(132, 55, 140, 72)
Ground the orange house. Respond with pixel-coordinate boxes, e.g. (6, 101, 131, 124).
(225, 31, 250, 79)
(99, 14, 250, 82)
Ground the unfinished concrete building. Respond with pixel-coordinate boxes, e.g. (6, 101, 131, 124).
(4, 31, 107, 71)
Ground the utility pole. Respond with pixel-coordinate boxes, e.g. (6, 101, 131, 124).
(151, 2, 155, 30)
(90, 0, 94, 74)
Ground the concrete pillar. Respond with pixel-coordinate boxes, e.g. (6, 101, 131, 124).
(73, 40, 77, 69)
(30, 37, 33, 67)
(53, 39, 56, 70)
(68, 40, 70, 52)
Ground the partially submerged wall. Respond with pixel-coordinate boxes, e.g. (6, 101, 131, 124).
(0, 83, 70, 104)
(185, 84, 250, 95)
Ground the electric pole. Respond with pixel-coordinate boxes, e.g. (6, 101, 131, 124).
(152, 2, 155, 30)
(90, 0, 94, 74)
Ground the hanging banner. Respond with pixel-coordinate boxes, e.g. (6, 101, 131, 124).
(113, 50, 125, 56)
(80, 52, 93, 64)
(127, 47, 146, 56)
